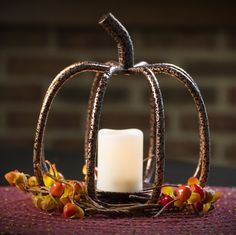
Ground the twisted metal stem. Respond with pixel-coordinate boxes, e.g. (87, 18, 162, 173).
(99, 13, 134, 69)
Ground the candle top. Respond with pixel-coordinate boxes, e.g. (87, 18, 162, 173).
(99, 128, 143, 137)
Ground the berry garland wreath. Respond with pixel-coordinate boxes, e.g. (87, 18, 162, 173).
(5, 13, 220, 219)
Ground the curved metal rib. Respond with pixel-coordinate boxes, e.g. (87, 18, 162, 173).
(86, 65, 165, 202)
(130, 66, 165, 203)
(84, 61, 118, 162)
(99, 13, 134, 69)
(133, 61, 158, 184)
(86, 66, 121, 198)
(155, 63, 203, 179)
(132, 62, 201, 183)
(84, 72, 101, 164)
(33, 61, 109, 184)
(146, 63, 210, 186)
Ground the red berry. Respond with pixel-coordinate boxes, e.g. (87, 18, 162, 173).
(191, 184, 205, 200)
(50, 182, 65, 197)
(176, 185, 192, 202)
(160, 195, 174, 208)
(63, 203, 77, 218)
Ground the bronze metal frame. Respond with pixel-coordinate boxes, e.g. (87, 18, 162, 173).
(32, 13, 210, 215)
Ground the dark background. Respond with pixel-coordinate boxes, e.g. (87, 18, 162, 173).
(0, 1, 236, 186)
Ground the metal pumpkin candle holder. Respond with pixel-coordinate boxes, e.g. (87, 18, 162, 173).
(5, 13, 217, 218)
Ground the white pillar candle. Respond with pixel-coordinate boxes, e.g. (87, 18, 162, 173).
(97, 129, 143, 192)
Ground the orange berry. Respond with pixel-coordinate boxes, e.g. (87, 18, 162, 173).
(63, 203, 77, 218)
(176, 185, 192, 202)
(50, 182, 65, 197)
(187, 177, 199, 186)
(63, 203, 84, 219)
(4, 170, 19, 186)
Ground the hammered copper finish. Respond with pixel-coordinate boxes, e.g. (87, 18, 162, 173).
(86, 66, 123, 198)
(32, 13, 211, 213)
(84, 72, 101, 164)
(84, 61, 119, 163)
(129, 66, 165, 203)
(154, 63, 207, 181)
(86, 65, 165, 201)
(146, 63, 210, 187)
(99, 13, 134, 69)
(85, 61, 161, 186)
(33, 62, 109, 183)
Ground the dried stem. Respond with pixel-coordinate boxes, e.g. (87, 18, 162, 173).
(153, 199, 178, 217)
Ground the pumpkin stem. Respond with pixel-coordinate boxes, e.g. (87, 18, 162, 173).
(99, 13, 134, 69)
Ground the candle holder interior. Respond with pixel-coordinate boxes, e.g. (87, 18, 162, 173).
(29, 13, 211, 216)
